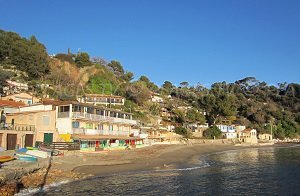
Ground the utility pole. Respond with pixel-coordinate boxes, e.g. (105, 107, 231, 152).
(270, 118, 273, 141)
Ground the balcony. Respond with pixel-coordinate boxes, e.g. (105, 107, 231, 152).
(72, 128, 130, 136)
(72, 112, 137, 125)
(0, 123, 35, 132)
(58, 112, 70, 118)
(112, 117, 137, 125)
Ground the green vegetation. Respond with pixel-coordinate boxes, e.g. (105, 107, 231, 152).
(75, 52, 92, 68)
(0, 29, 299, 138)
(0, 30, 49, 78)
(203, 126, 222, 139)
(54, 53, 75, 64)
(186, 109, 206, 124)
(0, 69, 15, 94)
(175, 126, 189, 137)
(161, 77, 300, 138)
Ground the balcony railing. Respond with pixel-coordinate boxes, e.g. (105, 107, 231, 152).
(72, 128, 130, 136)
(58, 112, 70, 118)
(86, 99, 124, 104)
(0, 123, 35, 131)
(72, 112, 137, 125)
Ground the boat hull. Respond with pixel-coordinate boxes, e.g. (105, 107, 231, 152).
(0, 156, 15, 163)
(15, 154, 37, 162)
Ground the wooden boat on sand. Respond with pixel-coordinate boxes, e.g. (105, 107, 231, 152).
(0, 156, 15, 163)
(15, 154, 37, 162)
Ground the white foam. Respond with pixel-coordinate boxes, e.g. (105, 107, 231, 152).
(154, 162, 211, 172)
(15, 180, 70, 196)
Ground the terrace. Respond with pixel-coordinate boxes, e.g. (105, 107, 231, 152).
(0, 123, 35, 131)
(72, 128, 130, 136)
(57, 104, 136, 125)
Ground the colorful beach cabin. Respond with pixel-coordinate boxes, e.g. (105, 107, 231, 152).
(72, 135, 144, 151)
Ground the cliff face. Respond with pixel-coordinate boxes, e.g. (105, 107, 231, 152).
(48, 58, 98, 88)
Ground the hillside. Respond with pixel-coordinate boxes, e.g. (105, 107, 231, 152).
(0, 29, 299, 138)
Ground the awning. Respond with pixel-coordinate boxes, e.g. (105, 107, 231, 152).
(71, 134, 141, 141)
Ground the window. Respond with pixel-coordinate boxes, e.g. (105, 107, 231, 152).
(72, 121, 80, 128)
(87, 107, 94, 114)
(100, 110, 105, 116)
(118, 113, 125, 119)
(29, 115, 33, 121)
(109, 125, 113, 131)
(87, 97, 93, 102)
(58, 106, 70, 112)
(86, 123, 93, 129)
(72, 105, 81, 112)
(96, 109, 105, 116)
(97, 124, 103, 130)
(42, 115, 50, 126)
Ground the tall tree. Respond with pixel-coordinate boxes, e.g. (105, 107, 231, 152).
(107, 60, 125, 76)
(75, 52, 91, 68)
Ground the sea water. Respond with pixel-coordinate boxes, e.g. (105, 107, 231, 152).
(32, 145, 300, 196)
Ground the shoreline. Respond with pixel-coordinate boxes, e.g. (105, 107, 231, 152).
(0, 142, 298, 194)
(70, 143, 290, 176)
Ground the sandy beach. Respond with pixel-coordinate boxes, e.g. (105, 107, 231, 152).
(52, 142, 277, 176)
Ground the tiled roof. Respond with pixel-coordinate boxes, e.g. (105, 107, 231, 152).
(0, 100, 26, 107)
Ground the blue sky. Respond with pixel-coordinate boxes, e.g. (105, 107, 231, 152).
(1, 0, 299, 87)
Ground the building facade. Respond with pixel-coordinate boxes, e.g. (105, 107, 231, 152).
(77, 94, 125, 106)
(1, 92, 39, 105)
(49, 101, 140, 151)
(217, 125, 237, 139)
(258, 133, 273, 141)
(238, 128, 258, 144)
(0, 104, 57, 150)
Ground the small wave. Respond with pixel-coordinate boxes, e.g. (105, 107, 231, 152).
(15, 180, 70, 196)
(154, 162, 210, 172)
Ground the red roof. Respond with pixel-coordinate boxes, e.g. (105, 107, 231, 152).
(0, 100, 26, 107)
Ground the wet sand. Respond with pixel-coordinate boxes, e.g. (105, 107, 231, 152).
(63, 143, 277, 176)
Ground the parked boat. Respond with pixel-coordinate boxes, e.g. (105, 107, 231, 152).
(0, 156, 15, 163)
(39, 146, 53, 152)
(15, 154, 37, 162)
(26, 147, 38, 150)
(16, 148, 28, 153)
(26, 150, 50, 158)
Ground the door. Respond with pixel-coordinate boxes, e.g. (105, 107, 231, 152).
(0, 133, 3, 147)
(7, 134, 17, 150)
(25, 134, 34, 147)
(43, 133, 53, 144)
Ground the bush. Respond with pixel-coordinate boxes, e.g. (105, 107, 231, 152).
(203, 125, 222, 139)
(175, 126, 191, 138)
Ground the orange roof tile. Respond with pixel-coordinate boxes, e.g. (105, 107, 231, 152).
(0, 100, 26, 107)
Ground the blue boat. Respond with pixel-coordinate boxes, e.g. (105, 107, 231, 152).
(15, 154, 37, 162)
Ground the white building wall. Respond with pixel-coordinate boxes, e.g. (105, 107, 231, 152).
(56, 118, 72, 134)
(4, 107, 19, 114)
(5, 104, 53, 113)
(19, 105, 52, 112)
(224, 132, 237, 139)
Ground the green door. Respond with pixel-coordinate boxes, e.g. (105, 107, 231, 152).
(44, 133, 53, 144)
